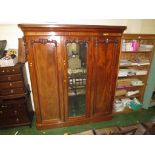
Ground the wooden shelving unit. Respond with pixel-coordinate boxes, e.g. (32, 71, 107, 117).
(113, 34, 155, 114)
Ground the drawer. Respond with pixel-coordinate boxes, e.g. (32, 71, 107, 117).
(0, 110, 28, 125)
(1, 97, 26, 105)
(0, 81, 24, 89)
(0, 87, 25, 96)
(0, 99, 29, 125)
(0, 64, 21, 75)
(0, 74, 22, 82)
(0, 97, 26, 110)
(0, 103, 14, 111)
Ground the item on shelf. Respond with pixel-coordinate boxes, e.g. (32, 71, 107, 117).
(118, 69, 136, 77)
(130, 58, 150, 66)
(128, 98, 142, 110)
(133, 98, 141, 104)
(122, 40, 126, 51)
(121, 98, 131, 107)
(121, 40, 153, 52)
(118, 69, 147, 77)
(115, 89, 127, 97)
(122, 40, 139, 51)
(128, 69, 137, 76)
(117, 79, 132, 86)
(117, 79, 144, 89)
(131, 79, 144, 86)
(117, 85, 129, 89)
(7, 49, 18, 56)
(0, 48, 18, 67)
(120, 58, 150, 66)
(118, 69, 128, 77)
(113, 99, 125, 112)
(117, 79, 132, 89)
(139, 44, 153, 51)
(0, 50, 6, 59)
(126, 90, 139, 97)
(0, 56, 18, 67)
(132, 40, 139, 51)
(0, 40, 7, 59)
(125, 42, 133, 51)
(135, 70, 147, 75)
(120, 59, 132, 66)
(0, 40, 7, 51)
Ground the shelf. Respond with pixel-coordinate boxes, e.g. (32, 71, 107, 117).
(122, 51, 152, 53)
(115, 94, 140, 100)
(115, 34, 154, 112)
(118, 74, 147, 78)
(116, 85, 144, 90)
(120, 64, 150, 67)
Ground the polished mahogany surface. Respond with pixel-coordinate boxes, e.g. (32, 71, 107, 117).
(0, 64, 33, 128)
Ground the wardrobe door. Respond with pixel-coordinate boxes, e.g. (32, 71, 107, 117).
(30, 37, 63, 124)
(92, 36, 121, 118)
(63, 37, 92, 120)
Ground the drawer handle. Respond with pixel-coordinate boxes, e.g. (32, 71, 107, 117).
(2, 70, 5, 73)
(16, 118, 19, 122)
(8, 76, 11, 80)
(29, 63, 33, 67)
(12, 69, 15, 72)
(11, 89, 14, 94)
(9, 83, 12, 86)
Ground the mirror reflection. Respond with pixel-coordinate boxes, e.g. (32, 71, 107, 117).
(67, 41, 87, 117)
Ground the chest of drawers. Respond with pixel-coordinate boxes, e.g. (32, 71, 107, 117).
(0, 63, 33, 128)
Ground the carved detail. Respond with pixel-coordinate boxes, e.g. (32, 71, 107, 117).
(31, 39, 57, 47)
(65, 40, 88, 46)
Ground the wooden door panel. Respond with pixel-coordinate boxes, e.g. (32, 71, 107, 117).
(93, 37, 121, 116)
(32, 39, 61, 121)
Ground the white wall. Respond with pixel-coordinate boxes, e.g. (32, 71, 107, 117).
(141, 19, 155, 33)
(1, 19, 155, 110)
(0, 25, 23, 49)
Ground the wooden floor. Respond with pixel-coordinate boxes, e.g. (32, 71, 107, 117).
(73, 121, 155, 135)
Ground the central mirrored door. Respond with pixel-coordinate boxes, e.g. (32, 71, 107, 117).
(66, 40, 88, 117)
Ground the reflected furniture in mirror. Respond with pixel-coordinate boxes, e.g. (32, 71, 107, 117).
(67, 41, 87, 117)
(19, 24, 126, 129)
